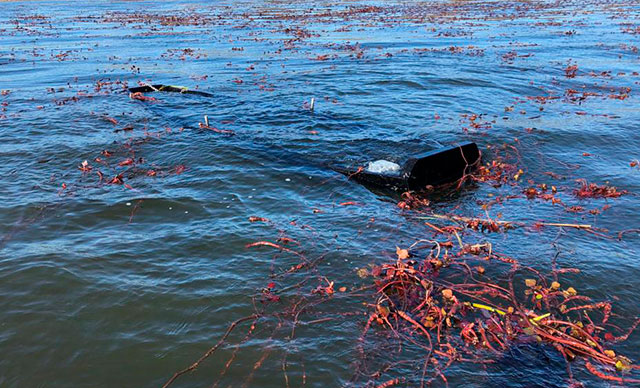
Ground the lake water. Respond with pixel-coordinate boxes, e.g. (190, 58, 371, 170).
(1, 0, 640, 386)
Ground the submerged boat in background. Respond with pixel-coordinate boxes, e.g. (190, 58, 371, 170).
(128, 84, 213, 97)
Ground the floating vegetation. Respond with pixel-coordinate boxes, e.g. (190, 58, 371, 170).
(161, 150, 639, 387)
(3, 0, 640, 386)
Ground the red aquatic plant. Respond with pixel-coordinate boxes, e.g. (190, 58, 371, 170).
(129, 92, 156, 102)
(565, 64, 579, 78)
(574, 179, 627, 199)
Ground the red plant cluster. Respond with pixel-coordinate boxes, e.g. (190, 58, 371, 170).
(574, 180, 627, 199)
(358, 240, 640, 385)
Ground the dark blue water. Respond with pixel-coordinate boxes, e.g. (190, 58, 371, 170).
(1, 0, 640, 386)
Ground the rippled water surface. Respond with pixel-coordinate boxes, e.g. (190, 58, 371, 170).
(1, 0, 640, 387)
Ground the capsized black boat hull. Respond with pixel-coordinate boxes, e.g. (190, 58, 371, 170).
(333, 142, 480, 192)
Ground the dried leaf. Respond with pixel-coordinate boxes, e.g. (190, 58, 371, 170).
(396, 246, 409, 260)
(616, 359, 632, 372)
(377, 305, 390, 318)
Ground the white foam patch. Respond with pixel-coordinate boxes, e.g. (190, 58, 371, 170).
(367, 160, 401, 174)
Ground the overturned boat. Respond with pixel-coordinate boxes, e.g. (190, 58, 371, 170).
(333, 142, 480, 192)
(128, 84, 213, 97)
